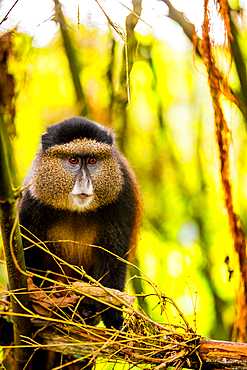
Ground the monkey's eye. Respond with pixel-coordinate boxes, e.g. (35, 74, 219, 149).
(87, 157, 97, 166)
(68, 157, 80, 166)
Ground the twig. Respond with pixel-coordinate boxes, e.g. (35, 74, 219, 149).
(161, 0, 195, 42)
(0, 0, 19, 26)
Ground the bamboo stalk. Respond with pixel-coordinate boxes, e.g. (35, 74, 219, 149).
(0, 118, 32, 369)
(53, 0, 88, 117)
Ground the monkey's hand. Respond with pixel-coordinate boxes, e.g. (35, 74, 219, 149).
(77, 299, 124, 330)
(77, 300, 101, 326)
(101, 306, 124, 330)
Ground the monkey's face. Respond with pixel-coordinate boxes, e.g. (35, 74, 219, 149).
(29, 138, 124, 212)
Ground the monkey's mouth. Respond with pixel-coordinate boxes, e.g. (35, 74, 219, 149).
(76, 193, 92, 200)
(71, 193, 93, 204)
(68, 193, 94, 211)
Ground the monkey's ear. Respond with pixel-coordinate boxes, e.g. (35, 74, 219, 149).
(41, 132, 49, 150)
(107, 129, 115, 142)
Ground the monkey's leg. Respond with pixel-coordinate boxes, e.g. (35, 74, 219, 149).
(93, 256, 127, 330)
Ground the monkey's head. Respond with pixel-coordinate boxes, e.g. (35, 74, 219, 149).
(28, 117, 124, 212)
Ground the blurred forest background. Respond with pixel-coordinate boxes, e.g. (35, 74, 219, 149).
(0, 0, 247, 343)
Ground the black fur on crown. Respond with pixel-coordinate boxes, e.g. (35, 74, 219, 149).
(42, 117, 114, 150)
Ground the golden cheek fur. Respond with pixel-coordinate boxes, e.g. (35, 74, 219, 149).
(91, 156, 123, 206)
(31, 156, 76, 209)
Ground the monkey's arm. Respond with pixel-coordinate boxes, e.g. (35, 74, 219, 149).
(19, 191, 57, 275)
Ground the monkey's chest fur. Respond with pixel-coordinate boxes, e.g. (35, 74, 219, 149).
(46, 212, 98, 274)
(20, 194, 103, 280)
